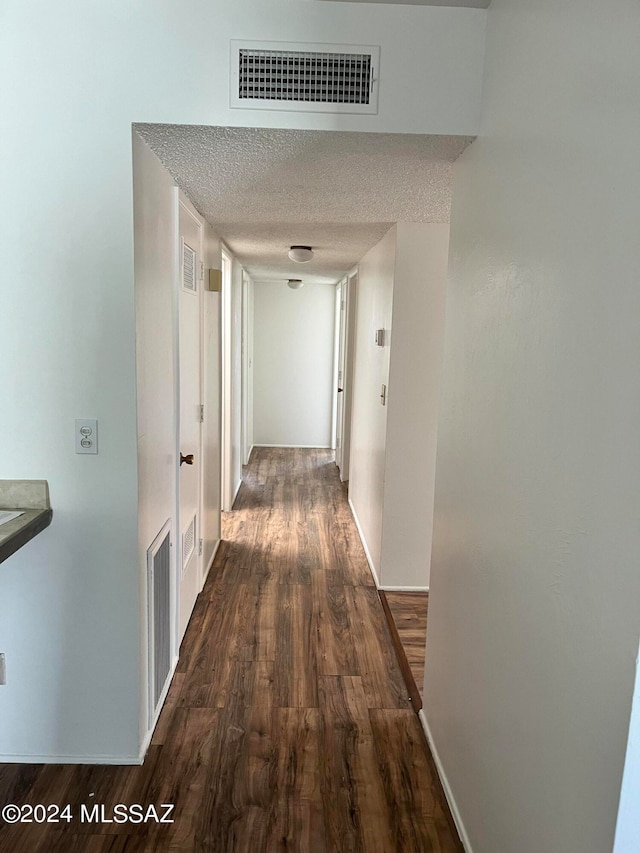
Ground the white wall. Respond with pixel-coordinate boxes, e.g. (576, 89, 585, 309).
(0, 0, 485, 761)
(133, 138, 222, 740)
(253, 282, 336, 447)
(201, 222, 222, 573)
(348, 224, 449, 589)
(221, 249, 244, 509)
(424, 1, 640, 851)
(348, 228, 396, 580)
(230, 257, 244, 500)
(247, 280, 255, 458)
(132, 135, 179, 743)
(379, 223, 449, 589)
(241, 274, 255, 464)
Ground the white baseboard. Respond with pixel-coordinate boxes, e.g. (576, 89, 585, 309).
(379, 585, 430, 593)
(347, 497, 380, 588)
(138, 727, 154, 765)
(0, 752, 143, 765)
(418, 709, 473, 853)
(253, 444, 332, 449)
(0, 654, 179, 765)
(244, 445, 254, 465)
(233, 478, 242, 505)
(203, 538, 221, 583)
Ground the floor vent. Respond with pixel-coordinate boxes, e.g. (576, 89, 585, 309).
(230, 40, 379, 114)
(147, 520, 172, 725)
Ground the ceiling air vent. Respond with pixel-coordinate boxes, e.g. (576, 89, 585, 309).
(230, 40, 380, 115)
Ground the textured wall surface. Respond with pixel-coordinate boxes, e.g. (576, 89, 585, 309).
(424, 1, 640, 851)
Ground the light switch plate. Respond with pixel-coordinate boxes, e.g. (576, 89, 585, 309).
(75, 419, 98, 454)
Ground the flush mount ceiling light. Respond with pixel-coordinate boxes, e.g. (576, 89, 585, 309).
(288, 245, 314, 263)
(288, 279, 304, 290)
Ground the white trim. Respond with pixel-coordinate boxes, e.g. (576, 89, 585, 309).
(331, 281, 341, 451)
(418, 709, 473, 853)
(253, 444, 332, 449)
(172, 188, 181, 667)
(221, 247, 233, 511)
(221, 480, 243, 513)
(241, 274, 247, 463)
(247, 445, 254, 462)
(379, 585, 429, 593)
(142, 651, 179, 763)
(245, 278, 254, 465)
(138, 728, 154, 765)
(203, 537, 221, 583)
(348, 497, 380, 588)
(0, 753, 144, 766)
(340, 270, 358, 483)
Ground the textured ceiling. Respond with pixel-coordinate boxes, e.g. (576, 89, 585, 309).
(136, 125, 472, 284)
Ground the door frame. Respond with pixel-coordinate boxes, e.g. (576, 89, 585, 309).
(241, 273, 252, 465)
(220, 247, 233, 511)
(336, 270, 358, 481)
(331, 280, 343, 452)
(175, 193, 204, 644)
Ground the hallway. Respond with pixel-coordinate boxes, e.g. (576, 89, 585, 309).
(0, 448, 460, 852)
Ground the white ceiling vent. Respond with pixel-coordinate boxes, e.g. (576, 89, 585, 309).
(230, 40, 379, 115)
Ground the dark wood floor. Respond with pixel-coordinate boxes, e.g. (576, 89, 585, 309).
(0, 448, 461, 852)
(384, 592, 429, 698)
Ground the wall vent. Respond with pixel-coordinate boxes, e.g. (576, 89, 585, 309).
(230, 40, 379, 115)
(181, 239, 197, 292)
(147, 520, 172, 726)
(182, 514, 196, 576)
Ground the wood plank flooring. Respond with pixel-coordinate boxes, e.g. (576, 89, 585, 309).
(0, 447, 461, 852)
(383, 592, 429, 699)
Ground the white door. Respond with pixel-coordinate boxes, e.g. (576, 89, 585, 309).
(178, 201, 202, 643)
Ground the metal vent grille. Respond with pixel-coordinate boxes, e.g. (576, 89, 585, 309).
(239, 49, 371, 104)
(230, 41, 379, 115)
(182, 240, 196, 292)
(147, 521, 172, 725)
(182, 514, 196, 574)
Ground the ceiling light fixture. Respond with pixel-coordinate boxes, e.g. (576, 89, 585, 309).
(287, 279, 304, 290)
(288, 245, 314, 263)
